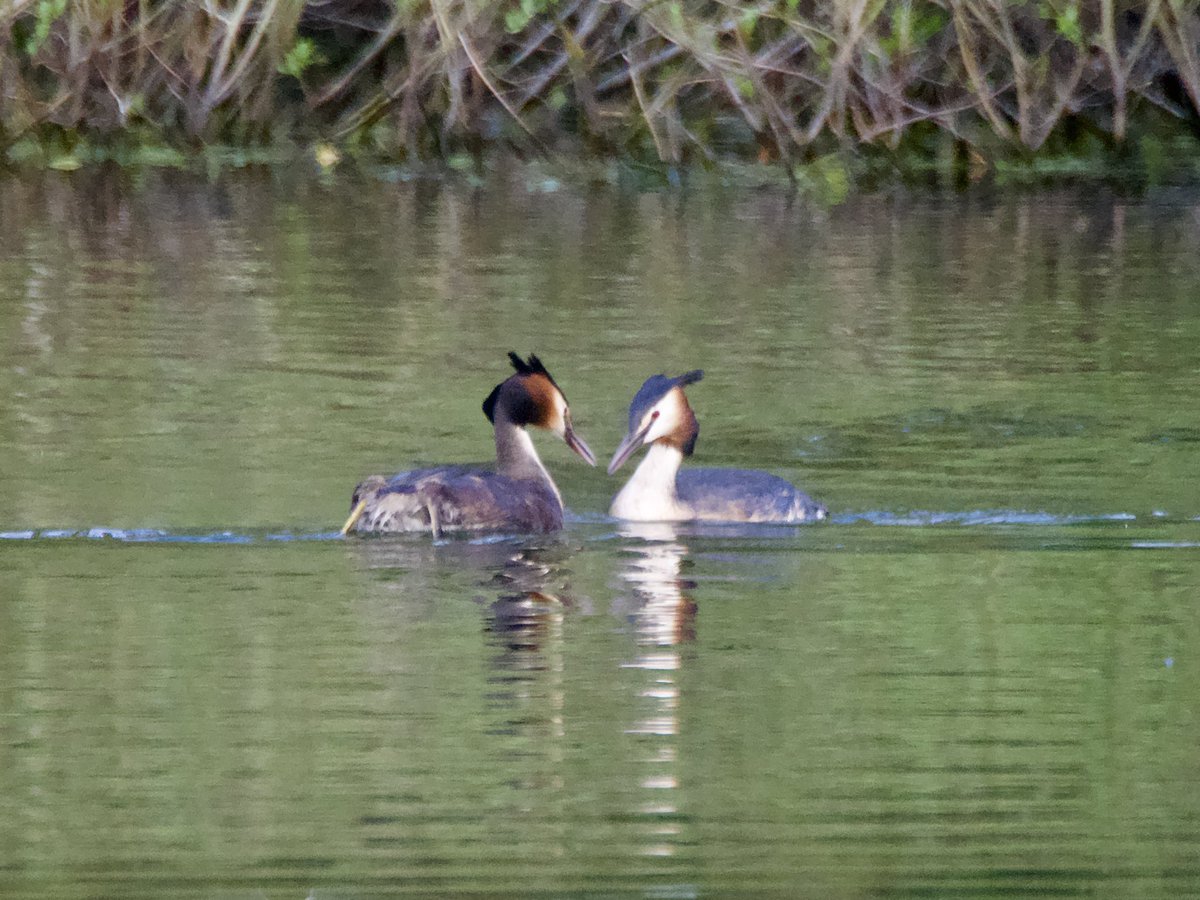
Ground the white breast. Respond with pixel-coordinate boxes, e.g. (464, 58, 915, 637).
(609, 443, 689, 522)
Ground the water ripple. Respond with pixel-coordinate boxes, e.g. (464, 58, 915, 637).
(0, 527, 339, 543)
(834, 509, 1138, 527)
(1, 510, 1196, 549)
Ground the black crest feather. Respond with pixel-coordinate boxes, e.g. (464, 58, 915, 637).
(484, 352, 560, 423)
(507, 352, 558, 385)
(507, 352, 535, 374)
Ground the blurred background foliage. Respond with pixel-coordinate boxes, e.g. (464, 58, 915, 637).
(4, 1, 1200, 183)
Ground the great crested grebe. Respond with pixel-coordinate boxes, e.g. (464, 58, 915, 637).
(607, 370, 827, 524)
(342, 353, 596, 536)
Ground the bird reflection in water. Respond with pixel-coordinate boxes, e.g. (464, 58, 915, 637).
(345, 536, 576, 852)
(614, 522, 698, 645)
(481, 542, 579, 799)
(615, 521, 697, 864)
(483, 541, 581, 659)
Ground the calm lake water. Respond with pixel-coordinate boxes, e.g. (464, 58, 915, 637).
(1, 169, 1199, 898)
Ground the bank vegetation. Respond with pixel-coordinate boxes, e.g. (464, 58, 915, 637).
(4, 0, 1200, 183)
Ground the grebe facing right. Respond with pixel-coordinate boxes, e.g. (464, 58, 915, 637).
(607, 370, 827, 524)
(343, 353, 595, 536)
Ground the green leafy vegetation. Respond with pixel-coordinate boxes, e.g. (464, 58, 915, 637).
(4, 0, 1200, 187)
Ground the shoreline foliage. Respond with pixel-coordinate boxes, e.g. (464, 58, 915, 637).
(4, 1, 1200, 183)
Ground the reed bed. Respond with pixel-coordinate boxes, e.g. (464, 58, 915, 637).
(3, 1, 1200, 177)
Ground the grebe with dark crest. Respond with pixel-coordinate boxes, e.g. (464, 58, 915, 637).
(343, 353, 595, 536)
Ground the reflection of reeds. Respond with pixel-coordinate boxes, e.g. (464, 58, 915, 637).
(4, 2, 1200, 167)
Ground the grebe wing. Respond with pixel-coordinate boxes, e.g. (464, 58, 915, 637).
(676, 468, 826, 523)
(352, 466, 563, 534)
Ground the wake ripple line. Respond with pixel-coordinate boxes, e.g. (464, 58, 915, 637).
(0, 528, 342, 543)
(833, 510, 1141, 527)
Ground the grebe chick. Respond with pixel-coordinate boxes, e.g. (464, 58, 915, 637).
(343, 353, 595, 536)
(608, 370, 826, 524)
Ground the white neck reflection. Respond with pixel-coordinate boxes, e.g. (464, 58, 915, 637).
(617, 521, 696, 647)
(617, 521, 695, 860)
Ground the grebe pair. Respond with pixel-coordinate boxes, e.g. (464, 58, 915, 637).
(341, 354, 826, 536)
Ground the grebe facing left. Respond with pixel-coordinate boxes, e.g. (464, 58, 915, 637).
(342, 353, 595, 536)
(608, 370, 827, 524)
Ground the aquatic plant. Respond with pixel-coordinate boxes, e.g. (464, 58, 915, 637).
(3, 1, 1200, 181)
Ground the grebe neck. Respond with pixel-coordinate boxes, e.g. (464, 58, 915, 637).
(494, 416, 562, 508)
(610, 442, 689, 521)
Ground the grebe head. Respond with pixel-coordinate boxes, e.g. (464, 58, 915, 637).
(607, 369, 703, 475)
(483, 352, 596, 465)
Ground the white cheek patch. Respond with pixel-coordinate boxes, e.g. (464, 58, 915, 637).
(644, 390, 685, 442)
(552, 392, 569, 434)
(644, 410, 668, 443)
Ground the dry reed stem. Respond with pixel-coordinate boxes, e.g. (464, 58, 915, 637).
(1156, 0, 1200, 115)
(3, 1, 1200, 165)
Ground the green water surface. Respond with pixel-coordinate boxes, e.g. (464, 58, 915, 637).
(1, 172, 1198, 897)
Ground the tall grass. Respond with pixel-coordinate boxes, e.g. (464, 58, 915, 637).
(4, 1, 1200, 174)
